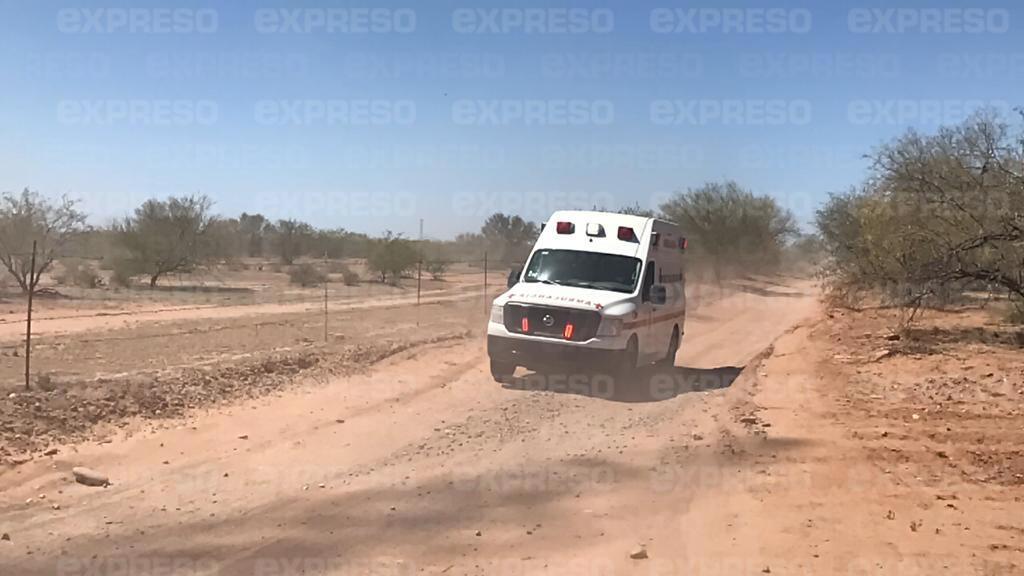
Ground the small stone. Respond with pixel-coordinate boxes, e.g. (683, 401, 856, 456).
(871, 349, 893, 362)
(237, 434, 249, 440)
(43, 448, 59, 456)
(52, 503, 61, 510)
(762, 567, 771, 574)
(474, 530, 482, 537)
(0, 533, 9, 541)
(629, 546, 648, 560)
(9, 454, 33, 465)
(72, 467, 109, 487)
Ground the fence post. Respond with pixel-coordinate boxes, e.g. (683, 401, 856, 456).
(322, 252, 328, 343)
(25, 240, 37, 391)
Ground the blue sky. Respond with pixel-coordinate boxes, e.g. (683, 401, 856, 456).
(0, 0, 1019, 238)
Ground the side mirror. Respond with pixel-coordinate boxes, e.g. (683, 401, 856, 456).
(507, 268, 521, 288)
(650, 284, 667, 305)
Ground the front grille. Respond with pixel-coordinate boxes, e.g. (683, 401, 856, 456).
(503, 304, 601, 341)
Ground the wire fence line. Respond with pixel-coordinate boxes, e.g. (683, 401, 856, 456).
(2, 253, 520, 389)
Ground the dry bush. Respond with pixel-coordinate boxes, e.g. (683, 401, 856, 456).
(817, 112, 1024, 325)
(288, 263, 327, 287)
(54, 260, 102, 288)
(324, 260, 360, 285)
(660, 181, 797, 283)
(426, 260, 449, 280)
(115, 194, 221, 287)
(109, 259, 135, 288)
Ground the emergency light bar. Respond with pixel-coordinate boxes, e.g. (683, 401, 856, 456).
(556, 221, 575, 234)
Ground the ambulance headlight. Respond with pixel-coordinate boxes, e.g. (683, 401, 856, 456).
(490, 304, 504, 325)
(597, 317, 623, 336)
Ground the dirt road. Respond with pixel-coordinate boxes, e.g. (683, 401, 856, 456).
(2, 279, 1014, 574)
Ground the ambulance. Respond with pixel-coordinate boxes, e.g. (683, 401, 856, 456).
(487, 210, 687, 382)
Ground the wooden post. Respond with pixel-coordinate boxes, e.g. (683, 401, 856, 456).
(416, 218, 423, 326)
(25, 240, 37, 391)
(322, 252, 328, 343)
(483, 251, 488, 314)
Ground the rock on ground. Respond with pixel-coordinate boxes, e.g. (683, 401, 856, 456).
(72, 467, 109, 487)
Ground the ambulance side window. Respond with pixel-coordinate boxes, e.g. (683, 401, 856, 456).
(641, 261, 655, 302)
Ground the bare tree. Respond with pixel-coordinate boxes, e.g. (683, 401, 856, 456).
(0, 188, 86, 293)
(116, 195, 219, 287)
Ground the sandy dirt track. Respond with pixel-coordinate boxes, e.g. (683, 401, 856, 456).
(3, 278, 1015, 574)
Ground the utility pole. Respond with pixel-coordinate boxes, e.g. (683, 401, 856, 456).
(483, 251, 488, 314)
(24, 241, 37, 391)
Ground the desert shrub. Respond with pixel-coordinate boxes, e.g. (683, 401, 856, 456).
(55, 260, 102, 288)
(426, 260, 450, 280)
(816, 112, 1024, 322)
(341, 268, 360, 286)
(480, 213, 539, 264)
(272, 219, 314, 264)
(323, 260, 348, 274)
(323, 260, 360, 285)
(1007, 302, 1024, 325)
(288, 263, 327, 287)
(367, 232, 418, 285)
(115, 194, 221, 287)
(659, 181, 797, 282)
(110, 259, 135, 288)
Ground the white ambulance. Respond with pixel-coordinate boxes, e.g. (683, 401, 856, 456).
(487, 210, 686, 382)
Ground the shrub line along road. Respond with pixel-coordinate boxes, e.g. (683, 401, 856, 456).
(4, 278, 1010, 574)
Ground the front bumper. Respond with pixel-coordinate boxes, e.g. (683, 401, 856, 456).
(487, 334, 625, 369)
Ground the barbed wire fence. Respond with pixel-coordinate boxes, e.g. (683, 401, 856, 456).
(0, 250, 520, 390)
